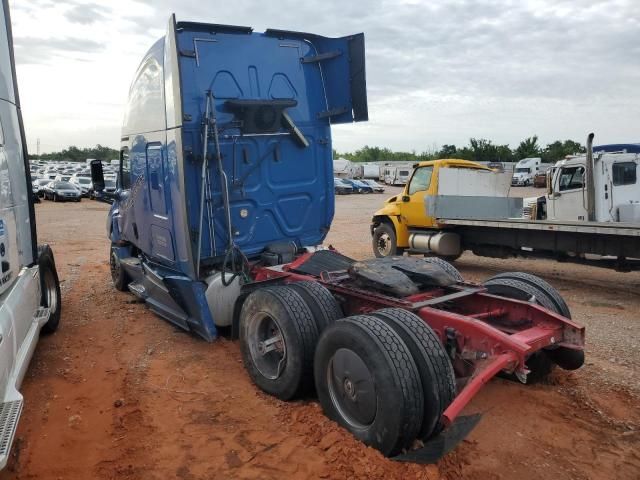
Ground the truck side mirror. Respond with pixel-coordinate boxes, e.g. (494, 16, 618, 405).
(402, 195, 410, 202)
(91, 160, 105, 192)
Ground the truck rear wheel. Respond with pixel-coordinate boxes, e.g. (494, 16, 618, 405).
(483, 278, 556, 311)
(372, 308, 455, 438)
(372, 223, 404, 258)
(38, 245, 61, 334)
(240, 286, 319, 400)
(110, 249, 130, 292)
(314, 315, 423, 456)
(486, 272, 571, 318)
(288, 281, 343, 333)
(482, 277, 579, 381)
(423, 257, 464, 282)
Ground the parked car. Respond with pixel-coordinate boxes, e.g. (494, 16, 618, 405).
(54, 174, 72, 183)
(90, 178, 116, 200)
(31, 183, 40, 203)
(33, 178, 51, 197)
(334, 177, 354, 195)
(342, 178, 373, 193)
(42, 181, 81, 202)
(361, 179, 385, 193)
(70, 176, 93, 196)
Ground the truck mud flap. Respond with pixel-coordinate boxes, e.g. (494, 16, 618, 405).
(391, 414, 482, 464)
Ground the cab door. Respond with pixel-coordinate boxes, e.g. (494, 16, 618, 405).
(551, 165, 588, 221)
(400, 165, 435, 228)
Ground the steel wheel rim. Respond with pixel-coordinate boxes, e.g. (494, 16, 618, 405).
(376, 232, 392, 256)
(327, 348, 376, 429)
(247, 312, 287, 380)
(42, 268, 57, 313)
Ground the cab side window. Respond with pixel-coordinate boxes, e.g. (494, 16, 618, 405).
(408, 166, 433, 195)
(120, 148, 131, 189)
(558, 166, 584, 191)
(612, 162, 637, 186)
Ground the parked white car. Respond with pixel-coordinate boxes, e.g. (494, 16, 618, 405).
(70, 175, 93, 196)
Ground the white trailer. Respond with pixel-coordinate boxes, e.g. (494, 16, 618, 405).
(0, 1, 61, 469)
(381, 163, 412, 185)
(362, 163, 381, 179)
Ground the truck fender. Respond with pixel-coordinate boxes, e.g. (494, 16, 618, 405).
(371, 215, 409, 248)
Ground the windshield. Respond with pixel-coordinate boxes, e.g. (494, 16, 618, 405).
(515, 168, 530, 173)
(399, 170, 410, 176)
(408, 166, 433, 195)
(77, 178, 91, 184)
(105, 179, 116, 188)
(55, 182, 74, 189)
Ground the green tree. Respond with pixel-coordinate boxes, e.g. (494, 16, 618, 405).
(31, 144, 119, 162)
(515, 136, 541, 160)
(436, 144, 457, 158)
(541, 140, 584, 163)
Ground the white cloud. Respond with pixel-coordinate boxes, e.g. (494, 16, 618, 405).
(11, 0, 640, 155)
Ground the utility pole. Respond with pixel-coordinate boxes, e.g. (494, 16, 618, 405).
(36, 138, 40, 157)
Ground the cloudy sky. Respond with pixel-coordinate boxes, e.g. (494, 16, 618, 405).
(10, 0, 640, 155)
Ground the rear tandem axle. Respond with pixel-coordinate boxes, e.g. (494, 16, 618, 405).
(236, 251, 585, 460)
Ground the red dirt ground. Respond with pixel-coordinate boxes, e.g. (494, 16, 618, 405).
(1, 197, 638, 480)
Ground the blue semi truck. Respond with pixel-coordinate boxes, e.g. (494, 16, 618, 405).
(91, 15, 584, 459)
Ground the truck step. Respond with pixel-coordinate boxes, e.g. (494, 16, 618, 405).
(34, 306, 50, 324)
(120, 257, 141, 267)
(0, 399, 23, 460)
(128, 282, 147, 299)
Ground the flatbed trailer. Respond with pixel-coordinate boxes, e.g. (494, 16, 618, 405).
(434, 217, 640, 270)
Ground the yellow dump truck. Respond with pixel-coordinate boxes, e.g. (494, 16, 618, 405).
(371, 159, 490, 259)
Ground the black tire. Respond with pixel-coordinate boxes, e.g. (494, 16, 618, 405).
(371, 308, 455, 439)
(110, 248, 130, 292)
(483, 278, 556, 311)
(486, 272, 571, 318)
(52, 194, 57, 202)
(38, 245, 61, 334)
(423, 257, 464, 282)
(314, 315, 423, 456)
(288, 281, 343, 333)
(372, 222, 404, 258)
(482, 278, 558, 382)
(240, 286, 319, 400)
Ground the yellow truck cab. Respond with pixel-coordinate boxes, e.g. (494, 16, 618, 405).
(371, 159, 490, 258)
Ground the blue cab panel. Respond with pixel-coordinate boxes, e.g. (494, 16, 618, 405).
(108, 15, 368, 340)
(115, 17, 367, 279)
